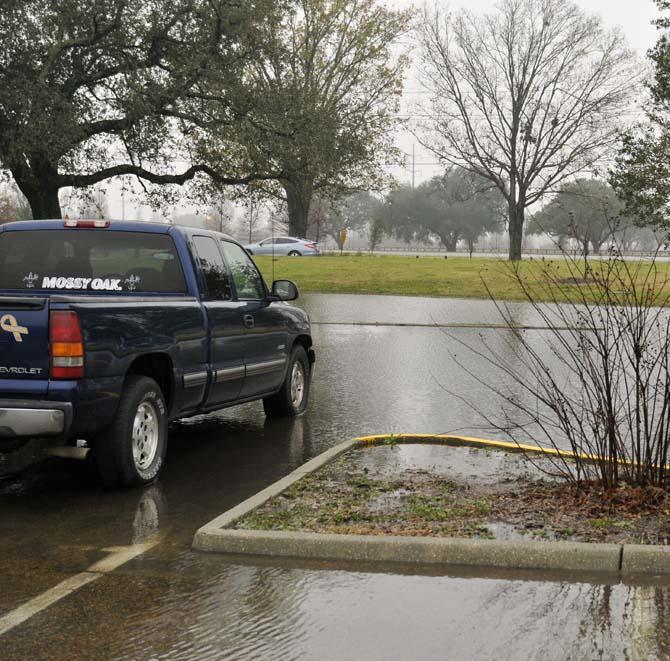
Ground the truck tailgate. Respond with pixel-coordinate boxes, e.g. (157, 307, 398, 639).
(0, 296, 50, 393)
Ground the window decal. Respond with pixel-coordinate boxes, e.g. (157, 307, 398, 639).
(41, 276, 123, 291)
(124, 275, 141, 291)
(22, 272, 39, 288)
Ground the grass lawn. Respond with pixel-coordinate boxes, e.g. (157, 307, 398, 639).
(253, 253, 670, 303)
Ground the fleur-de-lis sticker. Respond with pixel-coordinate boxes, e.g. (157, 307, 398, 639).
(124, 275, 141, 291)
(22, 272, 39, 288)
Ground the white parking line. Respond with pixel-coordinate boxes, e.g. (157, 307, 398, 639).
(0, 540, 158, 637)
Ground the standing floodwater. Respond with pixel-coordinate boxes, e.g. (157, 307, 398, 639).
(1, 293, 669, 659)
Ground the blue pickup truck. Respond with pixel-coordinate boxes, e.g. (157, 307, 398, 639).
(0, 219, 314, 487)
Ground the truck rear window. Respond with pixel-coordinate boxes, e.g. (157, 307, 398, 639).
(0, 230, 187, 293)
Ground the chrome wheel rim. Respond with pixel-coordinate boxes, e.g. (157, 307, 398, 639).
(132, 400, 159, 471)
(290, 361, 305, 408)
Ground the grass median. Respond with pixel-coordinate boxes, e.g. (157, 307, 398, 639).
(253, 253, 670, 303)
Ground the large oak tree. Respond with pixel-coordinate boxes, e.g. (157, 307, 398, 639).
(381, 169, 502, 252)
(528, 178, 631, 255)
(0, 0, 280, 219)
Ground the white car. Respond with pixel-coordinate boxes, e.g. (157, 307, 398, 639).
(244, 236, 320, 256)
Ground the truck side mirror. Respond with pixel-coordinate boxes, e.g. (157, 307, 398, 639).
(271, 279, 299, 301)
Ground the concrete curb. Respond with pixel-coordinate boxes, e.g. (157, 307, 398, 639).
(622, 544, 670, 575)
(197, 439, 358, 532)
(194, 529, 622, 573)
(192, 436, 670, 576)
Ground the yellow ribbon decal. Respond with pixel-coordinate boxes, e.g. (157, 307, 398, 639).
(0, 315, 28, 342)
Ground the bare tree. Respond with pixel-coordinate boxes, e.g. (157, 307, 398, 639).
(418, 0, 641, 260)
(203, 184, 236, 234)
(317, 192, 381, 249)
(241, 200, 264, 244)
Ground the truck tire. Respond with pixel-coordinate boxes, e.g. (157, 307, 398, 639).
(94, 375, 168, 488)
(263, 345, 310, 418)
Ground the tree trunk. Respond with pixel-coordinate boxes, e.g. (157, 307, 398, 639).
(439, 233, 459, 252)
(508, 202, 525, 261)
(22, 184, 62, 220)
(284, 180, 313, 238)
(13, 161, 63, 220)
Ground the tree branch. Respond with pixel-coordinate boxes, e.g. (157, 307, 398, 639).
(59, 164, 281, 189)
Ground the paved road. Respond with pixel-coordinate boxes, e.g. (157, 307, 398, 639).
(323, 248, 670, 260)
(1, 293, 669, 659)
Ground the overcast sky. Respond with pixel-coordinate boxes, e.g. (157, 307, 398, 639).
(386, 0, 658, 52)
(387, 0, 660, 187)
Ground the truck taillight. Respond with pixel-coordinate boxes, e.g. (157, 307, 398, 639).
(50, 311, 84, 379)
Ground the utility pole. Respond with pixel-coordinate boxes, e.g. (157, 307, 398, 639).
(412, 143, 415, 189)
(249, 199, 254, 244)
(219, 191, 224, 233)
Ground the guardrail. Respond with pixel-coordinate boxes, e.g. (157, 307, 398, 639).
(318, 245, 667, 258)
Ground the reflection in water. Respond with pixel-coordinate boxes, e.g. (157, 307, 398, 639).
(263, 415, 314, 467)
(108, 558, 670, 660)
(132, 485, 165, 545)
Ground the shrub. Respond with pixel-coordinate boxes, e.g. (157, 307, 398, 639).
(452, 245, 670, 489)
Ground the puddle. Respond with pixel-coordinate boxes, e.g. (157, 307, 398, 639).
(486, 522, 560, 542)
(367, 488, 410, 513)
(485, 522, 528, 541)
(354, 443, 560, 486)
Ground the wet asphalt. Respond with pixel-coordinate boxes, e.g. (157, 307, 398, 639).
(2, 293, 670, 659)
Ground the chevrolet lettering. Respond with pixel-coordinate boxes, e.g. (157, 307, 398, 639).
(0, 366, 43, 375)
(0, 219, 315, 487)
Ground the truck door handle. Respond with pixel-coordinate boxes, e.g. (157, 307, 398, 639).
(243, 314, 255, 328)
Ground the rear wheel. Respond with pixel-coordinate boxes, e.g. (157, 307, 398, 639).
(263, 345, 310, 417)
(288, 250, 301, 256)
(93, 375, 168, 488)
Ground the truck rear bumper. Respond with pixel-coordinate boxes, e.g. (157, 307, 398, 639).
(0, 400, 73, 439)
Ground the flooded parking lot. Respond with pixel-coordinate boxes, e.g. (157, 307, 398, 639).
(1, 293, 669, 659)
